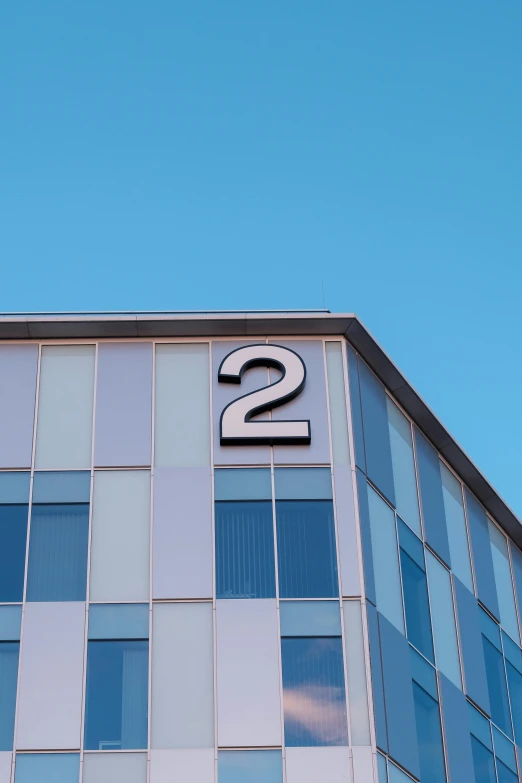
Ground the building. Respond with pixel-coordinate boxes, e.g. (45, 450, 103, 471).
(0, 309, 518, 783)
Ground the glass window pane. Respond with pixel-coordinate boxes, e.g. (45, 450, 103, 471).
(343, 601, 371, 745)
(0, 472, 30, 504)
(367, 486, 404, 632)
(410, 647, 437, 700)
(387, 398, 420, 535)
(26, 504, 89, 602)
(346, 346, 366, 472)
(88, 604, 149, 640)
(412, 682, 446, 783)
(388, 762, 414, 783)
(469, 701, 492, 749)
(274, 468, 332, 500)
(0, 607, 22, 641)
(15, 753, 80, 783)
(440, 463, 473, 591)
(35, 344, 95, 470)
(218, 750, 283, 783)
(400, 545, 434, 662)
(482, 635, 512, 737)
(0, 642, 19, 750)
(215, 501, 275, 599)
(496, 760, 518, 783)
(83, 752, 147, 783)
(358, 362, 395, 505)
(280, 602, 341, 637)
(32, 471, 91, 504)
(488, 521, 519, 643)
(425, 552, 461, 688)
(154, 343, 210, 468)
(492, 726, 517, 772)
(325, 342, 350, 466)
(84, 640, 148, 750)
(415, 430, 451, 566)
(276, 501, 338, 599)
(377, 753, 388, 783)
(506, 660, 522, 745)
(466, 490, 499, 619)
(0, 505, 28, 602)
(215, 469, 272, 501)
(470, 737, 496, 783)
(281, 637, 348, 746)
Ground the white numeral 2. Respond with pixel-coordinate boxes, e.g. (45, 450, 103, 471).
(218, 344, 311, 446)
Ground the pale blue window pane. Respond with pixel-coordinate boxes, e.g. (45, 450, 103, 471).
(440, 463, 473, 591)
(344, 601, 371, 745)
(387, 398, 420, 535)
(218, 750, 283, 783)
(469, 702, 492, 749)
(466, 491, 499, 619)
(15, 753, 80, 783)
(496, 760, 518, 783)
(358, 362, 395, 505)
(0, 642, 19, 750)
(367, 486, 403, 632)
(505, 658, 522, 745)
(377, 753, 388, 783)
(425, 552, 461, 688)
(276, 501, 338, 599)
(488, 521, 519, 644)
(410, 647, 437, 699)
(412, 682, 446, 783)
(347, 346, 366, 472)
(281, 637, 348, 746)
(399, 523, 433, 661)
(279, 601, 341, 637)
(0, 607, 22, 641)
(84, 640, 148, 750)
(415, 430, 451, 566)
(33, 471, 91, 504)
(26, 504, 89, 601)
(214, 469, 271, 501)
(470, 737, 496, 783)
(0, 504, 28, 602)
(482, 633, 512, 736)
(89, 604, 149, 640)
(0, 472, 30, 504)
(215, 501, 275, 599)
(388, 762, 414, 783)
(492, 726, 517, 772)
(274, 468, 332, 500)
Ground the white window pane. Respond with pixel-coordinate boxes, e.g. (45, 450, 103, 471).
(343, 601, 371, 745)
(489, 521, 520, 643)
(35, 345, 95, 469)
(90, 470, 150, 602)
(367, 486, 404, 633)
(154, 344, 210, 467)
(325, 342, 350, 466)
(151, 602, 214, 748)
(425, 551, 462, 688)
(386, 398, 420, 535)
(440, 462, 473, 591)
(83, 752, 147, 783)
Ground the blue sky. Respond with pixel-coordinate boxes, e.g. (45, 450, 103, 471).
(1, 2, 521, 514)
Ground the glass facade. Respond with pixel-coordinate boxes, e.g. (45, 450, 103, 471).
(0, 325, 518, 783)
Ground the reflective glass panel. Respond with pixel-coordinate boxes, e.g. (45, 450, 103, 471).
(496, 761, 518, 783)
(425, 552, 461, 688)
(377, 753, 388, 783)
(506, 661, 522, 745)
(482, 634, 512, 736)
(412, 682, 446, 783)
(387, 398, 420, 534)
(367, 486, 403, 632)
(215, 501, 275, 599)
(15, 753, 80, 783)
(281, 637, 348, 746)
(358, 362, 395, 505)
(0, 505, 28, 602)
(218, 750, 283, 783)
(488, 521, 519, 643)
(440, 463, 473, 591)
(276, 501, 338, 599)
(84, 640, 148, 750)
(400, 540, 434, 661)
(470, 737, 496, 783)
(0, 642, 19, 750)
(26, 504, 89, 601)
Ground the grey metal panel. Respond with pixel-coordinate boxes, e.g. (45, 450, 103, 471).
(16, 602, 85, 750)
(270, 340, 330, 465)
(378, 613, 420, 780)
(351, 747, 375, 783)
(212, 341, 271, 466)
(0, 345, 37, 468)
(0, 753, 10, 783)
(94, 342, 153, 466)
(439, 673, 475, 783)
(150, 750, 214, 783)
(334, 466, 361, 597)
(453, 577, 491, 714)
(285, 748, 352, 783)
(153, 467, 212, 599)
(216, 599, 282, 747)
(83, 753, 147, 783)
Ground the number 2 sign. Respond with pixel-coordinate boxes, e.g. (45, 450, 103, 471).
(218, 344, 311, 446)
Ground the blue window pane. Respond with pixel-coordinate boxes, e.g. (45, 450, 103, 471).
(0, 505, 28, 602)
(26, 504, 89, 601)
(358, 361, 395, 505)
(84, 640, 148, 750)
(400, 547, 434, 661)
(215, 501, 275, 599)
(279, 601, 341, 637)
(469, 701, 492, 749)
(414, 430, 451, 566)
(0, 472, 30, 504)
(412, 682, 446, 783)
(218, 750, 283, 783)
(492, 726, 517, 773)
(281, 637, 348, 746)
(367, 486, 403, 632)
(274, 468, 332, 500)
(410, 647, 437, 699)
(33, 471, 91, 504)
(346, 346, 366, 472)
(377, 753, 388, 783)
(0, 642, 19, 750)
(276, 501, 338, 599)
(488, 522, 519, 644)
(466, 491, 499, 619)
(214, 469, 272, 501)
(15, 753, 80, 783)
(505, 661, 522, 745)
(425, 552, 461, 689)
(470, 737, 496, 783)
(496, 760, 518, 783)
(440, 463, 473, 591)
(0, 607, 22, 641)
(387, 398, 421, 535)
(482, 635, 512, 736)
(88, 604, 149, 640)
